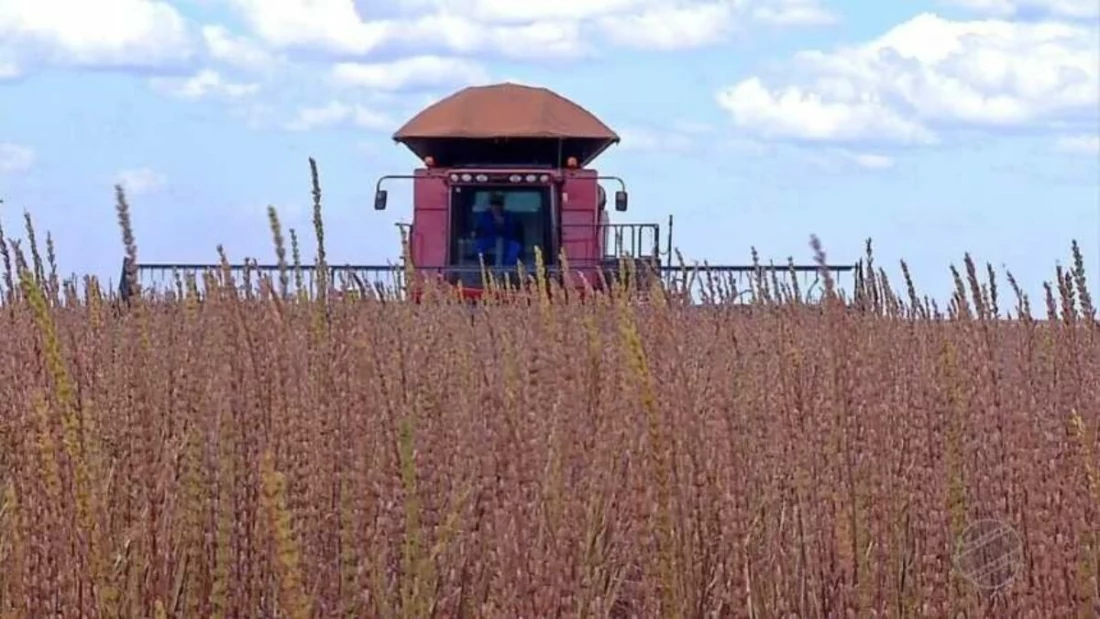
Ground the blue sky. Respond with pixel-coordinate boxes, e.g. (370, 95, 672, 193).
(0, 0, 1097, 308)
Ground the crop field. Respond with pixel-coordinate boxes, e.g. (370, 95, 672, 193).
(0, 188, 1097, 618)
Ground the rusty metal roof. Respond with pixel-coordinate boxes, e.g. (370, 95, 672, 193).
(393, 82, 619, 141)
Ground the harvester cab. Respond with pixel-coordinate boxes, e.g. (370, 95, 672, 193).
(373, 82, 664, 297)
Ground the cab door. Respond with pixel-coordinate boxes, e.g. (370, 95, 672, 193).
(411, 171, 448, 271)
(558, 171, 600, 268)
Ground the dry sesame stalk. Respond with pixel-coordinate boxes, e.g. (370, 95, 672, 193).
(22, 212, 45, 288)
(115, 185, 140, 300)
(261, 448, 311, 619)
(209, 396, 236, 619)
(309, 157, 329, 302)
(0, 482, 26, 619)
(20, 267, 115, 615)
(176, 425, 206, 618)
(45, 231, 58, 304)
(267, 206, 290, 299)
(397, 392, 427, 619)
(1070, 240, 1095, 325)
(290, 227, 304, 298)
(30, 388, 61, 513)
(0, 213, 12, 305)
(617, 294, 681, 617)
(1069, 410, 1100, 605)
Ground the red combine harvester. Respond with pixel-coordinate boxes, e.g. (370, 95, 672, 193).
(375, 82, 668, 301)
(121, 83, 855, 303)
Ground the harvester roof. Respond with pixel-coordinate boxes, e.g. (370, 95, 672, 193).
(393, 82, 620, 167)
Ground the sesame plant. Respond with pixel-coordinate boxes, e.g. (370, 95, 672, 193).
(0, 166, 1096, 618)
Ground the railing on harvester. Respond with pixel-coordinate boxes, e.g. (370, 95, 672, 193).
(119, 219, 857, 304)
(118, 260, 407, 301)
(119, 259, 857, 305)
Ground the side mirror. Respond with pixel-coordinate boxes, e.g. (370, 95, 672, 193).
(374, 189, 388, 210)
(614, 190, 628, 212)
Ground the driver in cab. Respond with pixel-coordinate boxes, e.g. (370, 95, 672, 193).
(474, 192, 521, 267)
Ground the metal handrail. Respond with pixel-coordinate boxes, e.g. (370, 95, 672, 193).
(559, 222, 661, 262)
(119, 217, 857, 302)
(121, 256, 857, 302)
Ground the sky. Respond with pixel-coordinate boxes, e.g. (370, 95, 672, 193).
(0, 0, 1097, 309)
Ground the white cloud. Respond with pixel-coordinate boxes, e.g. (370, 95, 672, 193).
(618, 127, 693, 151)
(286, 102, 393, 131)
(222, 0, 591, 61)
(716, 13, 1099, 145)
(201, 25, 276, 71)
(598, 4, 735, 50)
(617, 120, 715, 151)
(593, 0, 836, 50)
(222, 0, 833, 61)
(0, 0, 192, 70)
(151, 69, 260, 99)
(116, 168, 166, 195)
(847, 152, 895, 169)
(717, 77, 937, 143)
(1056, 133, 1100, 154)
(332, 56, 489, 91)
(0, 143, 34, 174)
(402, 0, 642, 24)
(417, 0, 838, 26)
(382, 15, 591, 61)
(226, 0, 389, 56)
(942, 0, 1099, 19)
(752, 0, 838, 25)
(802, 148, 897, 172)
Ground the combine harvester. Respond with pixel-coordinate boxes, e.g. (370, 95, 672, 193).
(121, 83, 855, 303)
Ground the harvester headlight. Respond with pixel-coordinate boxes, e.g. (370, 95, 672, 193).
(509, 174, 521, 182)
(475, 174, 488, 182)
(525, 174, 536, 182)
(449, 173, 459, 182)
(539, 174, 549, 182)
(460, 173, 472, 182)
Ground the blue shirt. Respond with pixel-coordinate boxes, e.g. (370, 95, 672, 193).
(475, 209, 518, 241)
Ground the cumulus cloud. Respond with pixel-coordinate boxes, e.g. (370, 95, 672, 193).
(617, 120, 716, 152)
(598, 3, 735, 50)
(285, 102, 393, 131)
(400, 0, 641, 24)
(751, 0, 838, 25)
(841, 151, 895, 170)
(0, 57, 17, 79)
(0, 0, 837, 89)
(226, 0, 388, 56)
(803, 148, 897, 172)
(941, 0, 1099, 19)
(716, 13, 1099, 145)
(221, 0, 835, 60)
(1055, 134, 1100, 154)
(150, 69, 260, 99)
(717, 77, 937, 144)
(0, 143, 34, 174)
(116, 167, 166, 195)
(201, 25, 277, 71)
(331, 56, 489, 92)
(0, 0, 192, 71)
